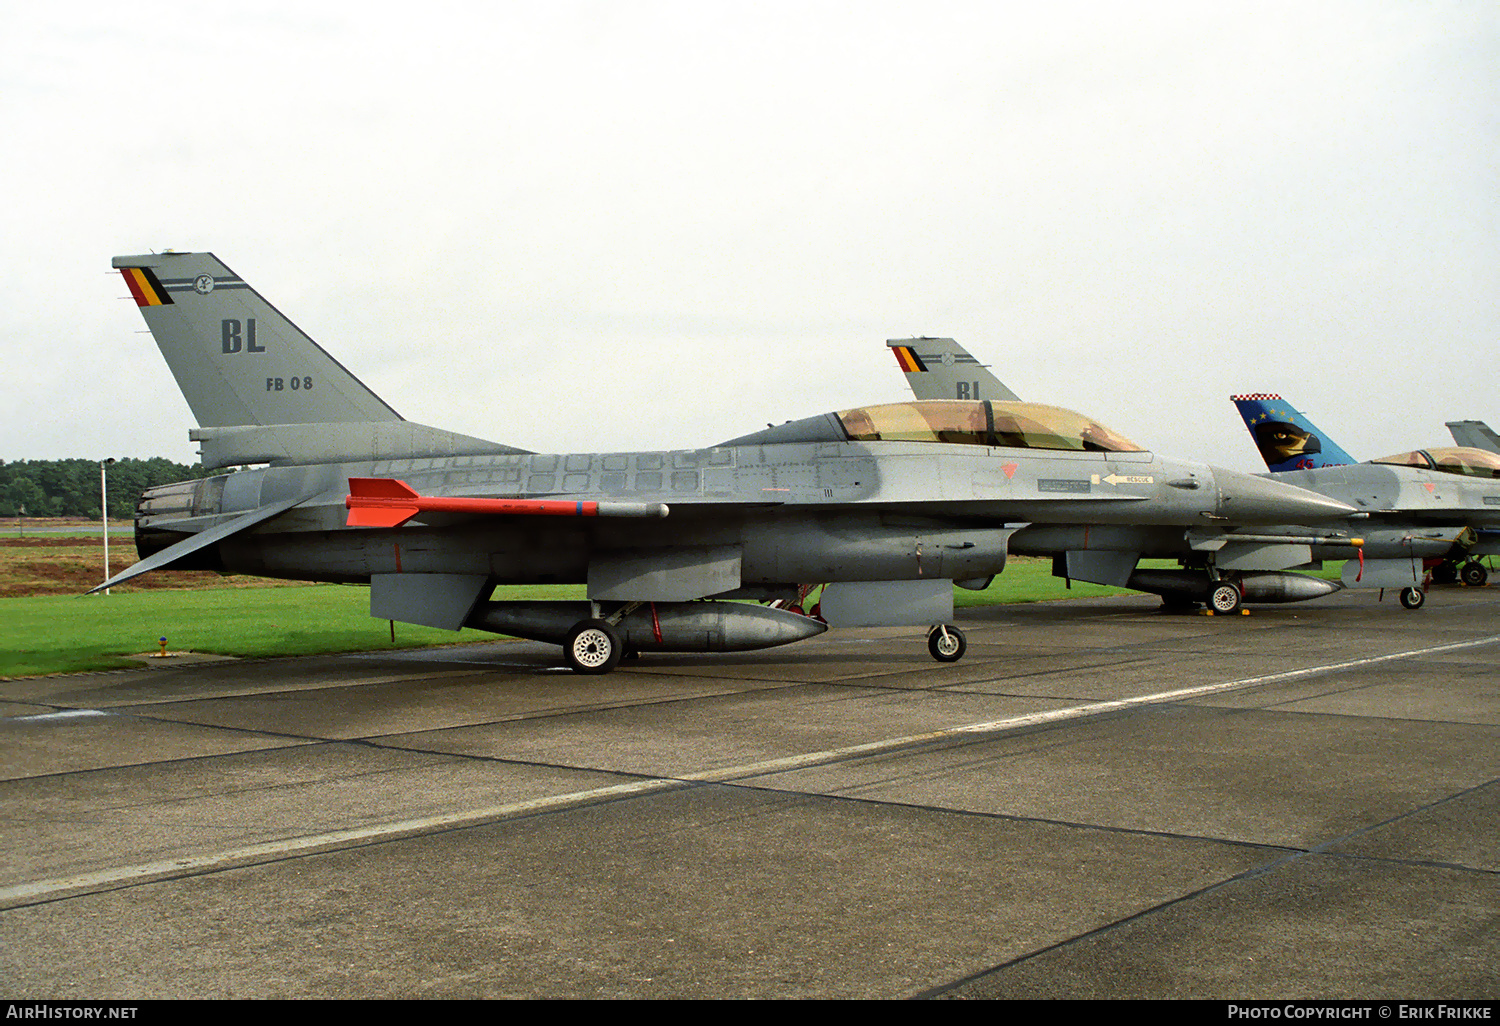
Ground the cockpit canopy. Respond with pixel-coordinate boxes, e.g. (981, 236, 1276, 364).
(1371, 446, 1500, 479)
(836, 401, 1145, 453)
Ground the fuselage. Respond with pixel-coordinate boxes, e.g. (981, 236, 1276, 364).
(136, 437, 1350, 590)
(1268, 462, 1500, 562)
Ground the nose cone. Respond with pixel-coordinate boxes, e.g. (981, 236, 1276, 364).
(1215, 468, 1357, 522)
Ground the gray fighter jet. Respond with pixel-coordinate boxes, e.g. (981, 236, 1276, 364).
(1233, 394, 1500, 602)
(103, 252, 1355, 672)
(888, 338, 1370, 612)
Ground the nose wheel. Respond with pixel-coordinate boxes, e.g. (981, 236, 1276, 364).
(927, 624, 967, 662)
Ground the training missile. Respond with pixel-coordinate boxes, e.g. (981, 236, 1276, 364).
(345, 477, 670, 528)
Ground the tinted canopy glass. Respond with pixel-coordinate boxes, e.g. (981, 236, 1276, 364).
(1371, 446, 1500, 479)
(836, 401, 1144, 452)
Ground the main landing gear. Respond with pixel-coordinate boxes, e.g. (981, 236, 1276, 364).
(1208, 582, 1244, 615)
(1429, 559, 1488, 587)
(564, 618, 623, 675)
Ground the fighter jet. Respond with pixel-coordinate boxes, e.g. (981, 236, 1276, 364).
(1232, 394, 1500, 600)
(887, 339, 1368, 612)
(102, 252, 1355, 672)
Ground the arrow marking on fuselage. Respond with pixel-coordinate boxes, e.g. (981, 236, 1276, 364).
(1091, 473, 1155, 486)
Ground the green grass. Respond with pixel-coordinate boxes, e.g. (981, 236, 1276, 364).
(0, 584, 589, 679)
(0, 559, 1349, 678)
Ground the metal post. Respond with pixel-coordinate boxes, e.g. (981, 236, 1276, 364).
(100, 458, 116, 594)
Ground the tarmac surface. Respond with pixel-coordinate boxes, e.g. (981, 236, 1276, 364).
(1, 587, 1496, 999)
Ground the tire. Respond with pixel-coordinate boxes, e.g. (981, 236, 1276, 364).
(1432, 563, 1458, 585)
(1399, 587, 1425, 610)
(1460, 562, 1488, 587)
(1209, 583, 1243, 614)
(927, 625, 966, 663)
(564, 619, 623, 674)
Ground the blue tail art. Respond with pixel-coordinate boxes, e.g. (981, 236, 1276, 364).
(1231, 394, 1357, 473)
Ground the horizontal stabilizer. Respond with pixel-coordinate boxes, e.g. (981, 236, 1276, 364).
(87, 495, 307, 593)
(345, 478, 671, 528)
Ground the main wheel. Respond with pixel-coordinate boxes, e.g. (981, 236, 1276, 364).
(1208, 583, 1243, 614)
(564, 619, 623, 674)
(927, 625, 966, 662)
(1432, 563, 1458, 585)
(1460, 562, 1488, 587)
(1399, 586, 1425, 610)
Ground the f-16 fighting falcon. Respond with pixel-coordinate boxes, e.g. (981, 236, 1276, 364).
(101, 252, 1355, 672)
(1233, 394, 1500, 604)
(887, 339, 1373, 613)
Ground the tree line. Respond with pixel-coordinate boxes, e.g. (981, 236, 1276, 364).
(0, 458, 213, 518)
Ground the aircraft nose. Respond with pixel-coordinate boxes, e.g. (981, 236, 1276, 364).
(1214, 468, 1356, 522)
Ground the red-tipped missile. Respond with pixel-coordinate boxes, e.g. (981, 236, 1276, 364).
(345, 478, 670, 528)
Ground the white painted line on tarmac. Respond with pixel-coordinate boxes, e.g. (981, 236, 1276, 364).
(3, 634, 1495, 908)
(684, 635, 1500, 780)
(0, 777, 684, 909)
(7, 710, 111, 723)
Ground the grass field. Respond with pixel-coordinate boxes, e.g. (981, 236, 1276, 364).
(2, 585, 475, 678)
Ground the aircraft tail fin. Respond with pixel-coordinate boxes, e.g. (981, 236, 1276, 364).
(1230, 394, 1358, 472)
(1446, 420, 1500, 455)
(114, 252, 525, 467)
(114, 252, 403, 428)
(886, 338, 1021, 402)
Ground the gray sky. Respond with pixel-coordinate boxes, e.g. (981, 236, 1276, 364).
(3, 0, 1496, 472)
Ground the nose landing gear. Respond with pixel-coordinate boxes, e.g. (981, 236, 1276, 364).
(928, 624, 967, 662)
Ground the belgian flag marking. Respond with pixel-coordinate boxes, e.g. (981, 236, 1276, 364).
(891, 345, 926, 373)
(120, 266, 174, 306)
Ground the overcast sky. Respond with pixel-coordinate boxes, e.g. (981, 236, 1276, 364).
(3, 1, 1495, 472)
